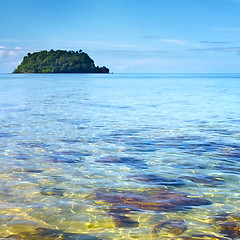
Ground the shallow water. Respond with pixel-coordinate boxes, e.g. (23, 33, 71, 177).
(0, 73, 240, 239)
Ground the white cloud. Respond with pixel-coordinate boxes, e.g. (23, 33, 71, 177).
(115, 59, 152, 70)
(162, 38, 187, 45)
(0, 46, 25, 59)
(0, 50, 4, 58)
(200, 41, 231, 44)
(0, 46, 28, 72)
(114, 56, 172, 71)
(191, 46, 240, 53)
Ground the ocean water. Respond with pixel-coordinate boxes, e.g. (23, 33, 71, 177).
(0, 73, 240, 239)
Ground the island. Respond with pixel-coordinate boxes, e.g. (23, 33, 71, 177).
(13, 49, 109, 73)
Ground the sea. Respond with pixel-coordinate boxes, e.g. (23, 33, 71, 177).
(0, 73, 240, 239)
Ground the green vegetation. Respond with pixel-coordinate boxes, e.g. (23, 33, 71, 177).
(13, 49, 109, 73)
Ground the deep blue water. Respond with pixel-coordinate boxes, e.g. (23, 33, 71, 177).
(0, 73, 240, 239)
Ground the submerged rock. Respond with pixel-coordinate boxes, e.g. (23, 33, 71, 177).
(97, 156, 148, 168)
(109, 213, 139, 228)
(213, 164, 240, 174)
(18, 142, 49, 148)
(40, 187, 66, 196)
(173, 234, 230, 240)
(24, 169, 44, 173)
(209, 213, 240, 224)
(13, 154, 30, 161)
(219, 222, 240, 239)
(183, 175, 225, 187)
(46, 155, 82, 163)
(6, 227, 101, 239)
(126, 140, 159, 152)
(0, 132, 16, 138)
(95, 188, 211, 212)
(131, 174, 185, 186)
(108, 207, 134, 215)
(209, 213, 240, 239)
(152, 219, 186, 238)
(60, 139, 83, 143)
(54, 151, 90, 157)
(219, 147, 240, 161)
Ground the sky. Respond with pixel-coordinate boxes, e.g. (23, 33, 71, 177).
(1, 0, 240, 73)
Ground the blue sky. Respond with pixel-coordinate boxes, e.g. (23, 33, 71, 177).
(1, 0, 240, 73)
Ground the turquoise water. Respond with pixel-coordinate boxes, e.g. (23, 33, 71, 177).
(0, 73, 240, 239)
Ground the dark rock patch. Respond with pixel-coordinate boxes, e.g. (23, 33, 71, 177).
(219, 149, 240, 161)
(213, 164, 240, 174)
(46, 155, 82, 163)
(183, 175, 225, 187)
(130, 174, 185, 186)
(24, 169, 43, 173)
(209, 213, 240, 224)
(0, 132, 16, 138)
(126, 139, 159, 152)
(18, 142, 49, 148)
(13, 154, 29, 161)
(60, 139, 83, 143)
(40, 187, 66, 196)
(97, 156, 148, 168)
(95, 188, 211, 212)
(109, 213, 139, 228)
(173, 234, 229, 240)
(54, 151, 90, 157)
(108, 207, 136, 215)
(219, 221, 240, 239)
(152, 219, 186, 238)
(209, 213, 240, 239)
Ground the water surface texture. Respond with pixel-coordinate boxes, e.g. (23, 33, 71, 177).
(0, 73, 240, 239)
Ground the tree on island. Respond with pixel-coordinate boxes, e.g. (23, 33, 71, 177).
(13, 50, 109, 73)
